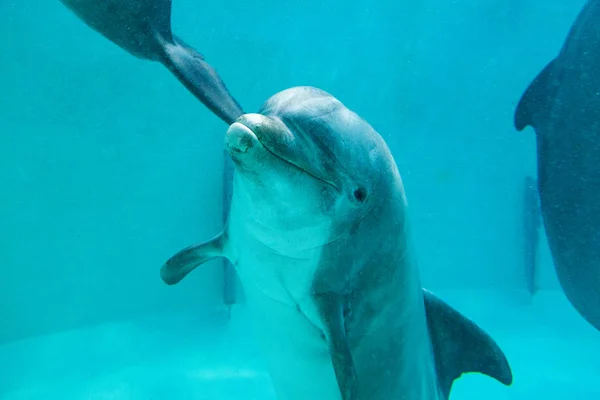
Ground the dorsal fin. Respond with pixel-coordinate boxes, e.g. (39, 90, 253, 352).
(160, 232, 227, 285)
(423, 289, 513, 399)
(514, 59, 559, 131)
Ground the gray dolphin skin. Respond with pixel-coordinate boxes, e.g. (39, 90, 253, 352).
(59, 0, 244, 125)
(161, 87, 513, 400)
(514, 0, 600, 332)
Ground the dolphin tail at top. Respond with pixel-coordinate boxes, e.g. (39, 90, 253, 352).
(160, 232, 228, 285)
(423, 289, 513, 399)
(161, 35, 244, 125)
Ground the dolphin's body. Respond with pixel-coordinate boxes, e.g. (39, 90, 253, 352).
(514, 0, 600, 332)
(59, 0, 243, 125)
(162, 87, 513, 399)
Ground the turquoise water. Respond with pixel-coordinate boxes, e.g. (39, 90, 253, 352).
(1, 290, 599, 399)
(1, 0, 598, 399)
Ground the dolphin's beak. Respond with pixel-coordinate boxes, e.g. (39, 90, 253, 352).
(235, 113, 342, 192)
(226, 122, 258, 155)
(236, 114, 294, 149)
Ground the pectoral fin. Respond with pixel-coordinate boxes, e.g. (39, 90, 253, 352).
(160, 232, 226, 285)
(314, 292, 359, 400)
(423, 289, 513, 399)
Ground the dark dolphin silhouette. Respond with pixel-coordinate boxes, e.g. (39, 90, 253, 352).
(514, 0, 600, 332)
(60, 0, 244, 124)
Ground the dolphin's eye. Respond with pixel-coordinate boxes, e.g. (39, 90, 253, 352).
(353, 187, 367, 203)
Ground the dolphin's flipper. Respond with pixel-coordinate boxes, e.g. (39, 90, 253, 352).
(154, 0, 174, 43)
(172, 36, 203, 58)
(514, 59, 559, 131)
(422, 289, 513, 399)
(314, 292, 359, 400)
(160, 232, 226, 285)
(162, 37, 244, 125)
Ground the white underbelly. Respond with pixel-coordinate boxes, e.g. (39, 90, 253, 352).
(243, 284, 341, 400)
(230, 231, 341, 399)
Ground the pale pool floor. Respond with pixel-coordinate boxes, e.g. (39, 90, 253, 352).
(1, 290, 599, 399)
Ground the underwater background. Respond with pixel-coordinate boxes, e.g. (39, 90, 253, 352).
(1, 0, 599, 399)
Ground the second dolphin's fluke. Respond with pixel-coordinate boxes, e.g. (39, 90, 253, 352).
(59, 0, 244, 124)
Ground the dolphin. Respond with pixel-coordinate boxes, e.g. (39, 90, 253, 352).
(514, 0, 600, 332)
(161, 87, 513, 399)
(59, 0, 244, 125)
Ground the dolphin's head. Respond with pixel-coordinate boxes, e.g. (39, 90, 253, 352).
(225, 86, 404, 251)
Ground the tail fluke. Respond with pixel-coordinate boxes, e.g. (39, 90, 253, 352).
(162, 36, 244, 125)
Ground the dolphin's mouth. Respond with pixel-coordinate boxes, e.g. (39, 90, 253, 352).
(228, 118, 339, 191)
